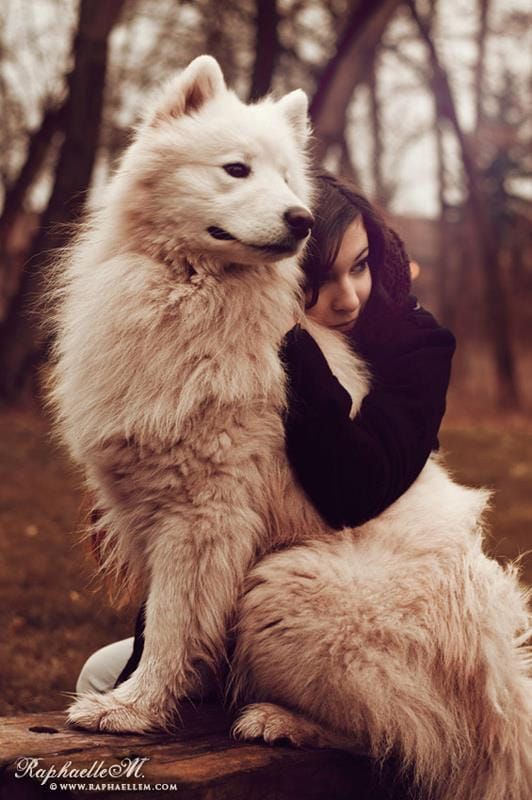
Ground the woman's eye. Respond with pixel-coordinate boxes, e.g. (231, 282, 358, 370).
(223, 162, 250, 178)
(350, 259, 369, 274)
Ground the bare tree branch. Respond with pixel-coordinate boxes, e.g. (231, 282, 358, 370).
(0, 0, 127, 404)
(310, 0, 402, 163)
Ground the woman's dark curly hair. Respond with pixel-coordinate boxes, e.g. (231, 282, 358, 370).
(302, 172, 412, 339)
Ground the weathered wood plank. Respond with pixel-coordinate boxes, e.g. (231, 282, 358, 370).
(0, 707, 403, 799)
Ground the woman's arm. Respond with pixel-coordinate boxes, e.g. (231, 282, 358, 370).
(280, 299, 456, 530)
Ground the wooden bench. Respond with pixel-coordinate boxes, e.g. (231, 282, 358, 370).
(0, 706, 406, 798)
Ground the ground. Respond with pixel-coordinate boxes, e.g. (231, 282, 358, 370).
(0, 408, 530, 716)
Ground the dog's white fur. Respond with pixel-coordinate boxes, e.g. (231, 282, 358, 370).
(50, 56, 531, 799)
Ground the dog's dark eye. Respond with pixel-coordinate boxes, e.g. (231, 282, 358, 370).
(223, 163, 250, 178)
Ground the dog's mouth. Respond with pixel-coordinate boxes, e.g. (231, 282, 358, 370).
(207, 226, 299, 256)
(250, 241, 297, 256)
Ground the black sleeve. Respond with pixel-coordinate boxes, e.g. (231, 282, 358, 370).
(114, 602, 145, 687)
(280, 303, 455, 531)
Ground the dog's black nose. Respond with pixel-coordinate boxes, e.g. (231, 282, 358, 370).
(283, 207, 314, 240)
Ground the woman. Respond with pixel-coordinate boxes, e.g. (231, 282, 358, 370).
(76, 172, 455, 694)
(282, 172, 455, 530)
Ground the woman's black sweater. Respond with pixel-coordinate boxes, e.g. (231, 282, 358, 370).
(281, 295, 455, 529)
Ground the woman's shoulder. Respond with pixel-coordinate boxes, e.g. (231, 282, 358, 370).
(403, 296, 456, 347)
(406, 295, 452, 332)
(352, 295, 456, 366)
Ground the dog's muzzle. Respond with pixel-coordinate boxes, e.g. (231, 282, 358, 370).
(207, 208, 313, 255)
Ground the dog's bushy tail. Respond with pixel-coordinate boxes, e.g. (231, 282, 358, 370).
(231, 539, 532, 800)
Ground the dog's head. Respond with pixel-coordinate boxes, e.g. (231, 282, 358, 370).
(115, 56, 313, 266)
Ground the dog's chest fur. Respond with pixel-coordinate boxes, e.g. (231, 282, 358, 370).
(55, 241, 371, 574)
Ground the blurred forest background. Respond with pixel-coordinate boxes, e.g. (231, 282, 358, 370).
(0, 0, 531, 715)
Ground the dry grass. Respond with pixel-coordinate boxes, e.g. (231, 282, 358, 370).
(440, 426, 532, 581)
(0, 408, 530, 716)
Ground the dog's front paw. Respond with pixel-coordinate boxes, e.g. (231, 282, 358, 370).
(232, 703, 325, 747)
(67, 689, 164, 734)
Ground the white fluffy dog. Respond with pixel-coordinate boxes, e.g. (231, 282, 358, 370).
(51, 56, 531, 799)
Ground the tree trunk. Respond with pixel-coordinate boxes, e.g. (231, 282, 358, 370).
(367, 62, 385, 203)
(338, 135, 361, 185)
(0, 0, 125, 405)
(426, 3, 452, 328)
(310, 0, 402, 163)
(434, 115, 451, 326)
(248, 0, 280, 101)
(408, 0, 519, 409)
(0, 102, 67, 251)
(474, 0, 490, 128)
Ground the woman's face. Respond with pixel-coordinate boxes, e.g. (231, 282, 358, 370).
(306, 216, 372, 334)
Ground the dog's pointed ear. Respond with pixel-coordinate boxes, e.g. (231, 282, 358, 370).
(151, 56, 226, 125)
(277, 90, 310, 143)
